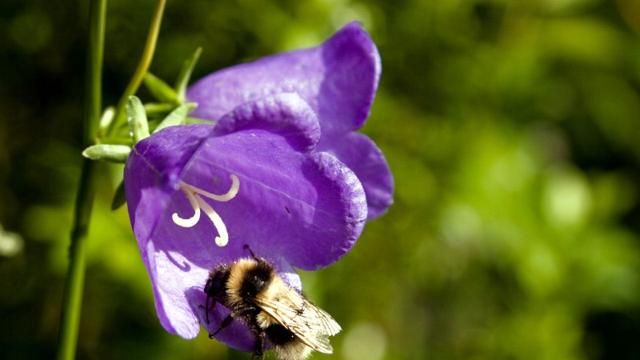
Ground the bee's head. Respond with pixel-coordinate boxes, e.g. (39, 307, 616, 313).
(205, 265, 231, 301)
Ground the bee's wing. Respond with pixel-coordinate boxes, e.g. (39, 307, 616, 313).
(255, 279, 341, 354)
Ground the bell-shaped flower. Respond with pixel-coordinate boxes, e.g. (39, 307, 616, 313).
(124, 22, 393, 352)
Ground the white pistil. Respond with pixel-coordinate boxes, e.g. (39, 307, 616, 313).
(171, 174, 240, 247)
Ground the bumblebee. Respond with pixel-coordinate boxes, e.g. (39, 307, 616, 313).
(204, 246, 341, 359)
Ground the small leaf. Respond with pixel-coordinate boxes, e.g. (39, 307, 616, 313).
(144, 102, 175, 116)
(82, 144, 131, 163)
(185, 116, 214, 125)
(99, 106, 116, 134)
(154, 103, 197, 133)
(111, 181, 126, 210)
(175, 47, 202, 103)
(127, 96, 150, 142)
(144, 72, 178, 103)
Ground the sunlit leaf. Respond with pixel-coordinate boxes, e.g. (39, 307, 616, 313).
(153, 102, 196, 133)
(99, 106, 116, 134)
(144, 72, 178, 103)
(127, 96, 150, 142)
(174, 47, 202, 103)
(144, 102, 174, 116)
(82, 144, 131, 163)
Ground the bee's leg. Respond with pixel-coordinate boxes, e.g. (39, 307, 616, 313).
(198, 294, 217, 325)
(203, 277, 215, 324)
(251, 331, 266, 359)
(243, 244, 259, 260)
(205, 295, 212, 324)
(209, 314, 234, 339)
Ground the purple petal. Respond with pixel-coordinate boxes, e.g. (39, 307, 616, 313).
(124, 124, 366, 345)
(187, 22, 381, 138)
(214, 93, 320, 152)
(322, 133, 394, 219)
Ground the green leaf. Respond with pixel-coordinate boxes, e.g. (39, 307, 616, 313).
(144, 102, 175, 116)
(185, 116, 213, 125)
(127, 96, 150, 142)
(82, 144, 131, 163)
(98, 106, 116, 134)
(154, 103, 196, 133)
(111, 181, 126, 210)
(144, 72, 178, 103)
(175, 47, 202, 103)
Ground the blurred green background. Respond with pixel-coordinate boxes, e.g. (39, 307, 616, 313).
(2, 0, 640, 359)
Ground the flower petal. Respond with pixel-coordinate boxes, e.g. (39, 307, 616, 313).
(187, 22, 380, 138)
(214, 93, 320, 152)
(323, 133, 394, 219)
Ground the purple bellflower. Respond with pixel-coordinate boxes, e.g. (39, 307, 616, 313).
(124, 22, 393, 351)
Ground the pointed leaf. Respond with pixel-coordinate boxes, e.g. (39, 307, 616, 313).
(144, 72, 178, 103)
(82, 144, 131, 163)
(111, 180, 126, 210)
(99, 106, 116, 134)
(153, 103, 196, 133)
(127, 96, 150, 142)
(144, 102, 175, 116)
(185, 116, 213, 125)
(175, 47, 202, 103)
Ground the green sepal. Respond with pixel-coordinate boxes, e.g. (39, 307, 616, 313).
(144, 72, 178, 103)
(144, 102, 175, 116)
(111, 180, 126, 210)
(175, 47, 202, 103)
(127, 96, 150, 142)
(82, 144, 131, 163)
(154, 102, 197, 133)
(98, 106, 116, 135)
(185, 116, 213, 125)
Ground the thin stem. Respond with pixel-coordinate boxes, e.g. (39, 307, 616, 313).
(56, 0, 106, 359)
(105, 0, 167, 139)
(56, 160, 97, 360)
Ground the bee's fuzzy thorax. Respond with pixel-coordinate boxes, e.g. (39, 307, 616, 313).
(255, 275, 289, 303)
(226, 258, 275, 307)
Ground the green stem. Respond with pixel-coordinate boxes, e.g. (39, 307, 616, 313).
(56, 160, 97, 360)
(105, 0, 167, 140)
(56, 0, 106, 359)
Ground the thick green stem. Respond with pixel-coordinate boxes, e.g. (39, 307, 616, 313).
(56, 0, 106, 359)
(106, 0, 167, 139)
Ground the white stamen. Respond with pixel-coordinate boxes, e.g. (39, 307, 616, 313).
(171, 174, 240, 247)
(196, 196, 229, 247)
(183, 174, 240, 201)
(171, 189, 201, 227)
